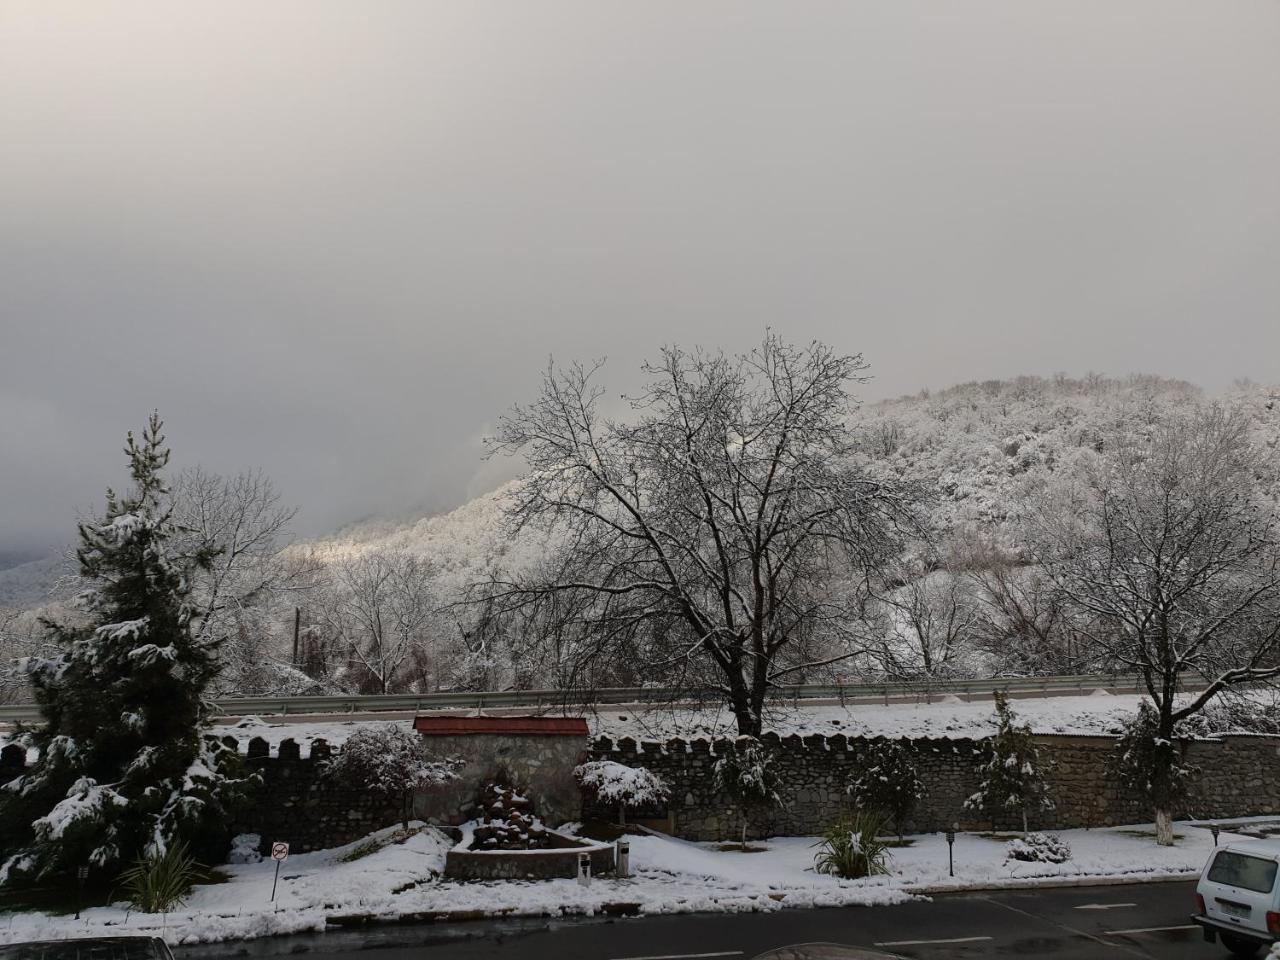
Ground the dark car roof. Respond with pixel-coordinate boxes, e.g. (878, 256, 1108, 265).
(0, 938, 170, 960)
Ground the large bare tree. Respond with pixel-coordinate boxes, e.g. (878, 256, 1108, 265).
(487, 336, 920, 735)
(1031, 406, 1280, 843)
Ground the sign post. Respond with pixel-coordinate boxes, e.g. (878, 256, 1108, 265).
(270, 841, 289, 902)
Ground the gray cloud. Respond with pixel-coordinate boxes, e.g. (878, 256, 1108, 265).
(3, 0, 1278, 553)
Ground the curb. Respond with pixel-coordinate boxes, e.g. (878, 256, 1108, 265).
(907, 870, 1197, 896)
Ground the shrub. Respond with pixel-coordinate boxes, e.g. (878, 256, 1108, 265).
(846, 739, 925, 839)
(574, 761, 669, 825)
(116, 841, 202, 913)
(1005, 832, 1071, 864)
(322, 724, 459, 830)
(713, 737, 784, 849)
(227, 833, 261, 865)
(812, 810, 893, 879)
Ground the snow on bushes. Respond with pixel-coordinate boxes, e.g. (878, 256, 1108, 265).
(574, 760, 669, 825)
(321, 723, 458, 830)
(1005, 832, 1072, 864)
(713, 737, 784, 849)
(228, 833, 262, 865)
(846, 739, 925, 839)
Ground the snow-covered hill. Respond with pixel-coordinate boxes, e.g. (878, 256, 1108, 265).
(289, 479, 546, 601)
(6, 375, 1277, 615)
(0, 552, 74, 610)
(858, 375, 1279, 545)
(294, 374, 1280, 584)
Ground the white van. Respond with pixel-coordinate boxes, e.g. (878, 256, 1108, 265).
(1193, 838, 1280, 957)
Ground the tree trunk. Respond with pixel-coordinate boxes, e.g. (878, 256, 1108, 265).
(618, 804, 626, 827)
(1022, 807, 1028, 837)
(1155, 808, 1175, 846)
(741, 814, 748, 851)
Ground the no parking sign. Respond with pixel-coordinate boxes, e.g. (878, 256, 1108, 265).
(270, 841, 289, 902)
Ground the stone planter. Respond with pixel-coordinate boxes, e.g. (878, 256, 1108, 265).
(444, 826, 615, 881)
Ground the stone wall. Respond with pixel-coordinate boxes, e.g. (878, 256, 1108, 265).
(231, 736, 405, 854)
(6, 727, 1278, 854)
(587, 732, 1280, 841)
(414, 731, 588, 827)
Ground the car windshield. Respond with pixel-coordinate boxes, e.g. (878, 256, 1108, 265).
(1208, 851, 1280, 894)
(0, 941, 166, 960)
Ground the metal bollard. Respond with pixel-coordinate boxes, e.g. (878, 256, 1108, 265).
(616, 839, 630, 878)
(577, 851, 592, 887)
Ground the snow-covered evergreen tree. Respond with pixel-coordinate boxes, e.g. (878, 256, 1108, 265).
(846, 739, 925, 840)
(964, 692, 1053, 835)
(574, 760, 669, 826)
(712, 737, 783, 849)
(0, 415, 251, 885)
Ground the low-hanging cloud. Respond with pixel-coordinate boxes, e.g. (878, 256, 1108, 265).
(2, 0, 1278, 556)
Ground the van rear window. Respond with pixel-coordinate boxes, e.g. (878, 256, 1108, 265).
(1208, 851, 1279, 894)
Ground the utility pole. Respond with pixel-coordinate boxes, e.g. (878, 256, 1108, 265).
(292, 607, 301, 666)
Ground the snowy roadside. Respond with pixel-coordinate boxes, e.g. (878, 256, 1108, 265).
(0, 820, 1228, 947)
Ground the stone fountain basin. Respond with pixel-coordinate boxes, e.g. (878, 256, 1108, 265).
(443, 823, 616, 881)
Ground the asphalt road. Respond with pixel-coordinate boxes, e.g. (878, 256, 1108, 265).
(175, 880, 1243, 960)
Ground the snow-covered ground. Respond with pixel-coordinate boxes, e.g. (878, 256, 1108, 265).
(0, 819, 1236, 947)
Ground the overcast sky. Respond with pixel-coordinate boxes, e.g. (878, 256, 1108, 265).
(2, 1, 1278, 556)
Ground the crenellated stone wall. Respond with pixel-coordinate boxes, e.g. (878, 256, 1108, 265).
(586, 732, 1280, 841)
(6, 727, 1279, 854)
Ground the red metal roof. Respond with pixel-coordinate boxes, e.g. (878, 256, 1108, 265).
(413, 715, 589, 736)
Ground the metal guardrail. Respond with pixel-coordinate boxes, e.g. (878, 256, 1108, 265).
(0, 673, 1148, 723)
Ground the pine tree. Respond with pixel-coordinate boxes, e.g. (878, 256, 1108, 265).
(0, 414, 251, 886)
(964, 692, 1053, 835)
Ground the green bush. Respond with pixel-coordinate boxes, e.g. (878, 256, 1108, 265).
(116, 841, 203, 913)
(812, 810, 893, 879)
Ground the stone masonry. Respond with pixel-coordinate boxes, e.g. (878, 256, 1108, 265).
(6, 726, 1279, 855)
(586, 732, 1280, 841)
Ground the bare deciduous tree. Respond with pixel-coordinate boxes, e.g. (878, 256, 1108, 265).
(317, 552, 441, 693)
(1031, 406, 1280, 844)
(957, 539, 1094, 676)
(169, 466, 319, 692)
(486, 335, 921, 735)
(870, 562, 979, 680)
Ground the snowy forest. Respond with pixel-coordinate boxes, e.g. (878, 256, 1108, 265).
(3, 347, 1280, 718)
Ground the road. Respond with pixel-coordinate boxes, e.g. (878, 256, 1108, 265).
(175, 880, 1230, 960)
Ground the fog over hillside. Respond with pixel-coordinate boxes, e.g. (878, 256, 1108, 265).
(5, 374, 1277, 618)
